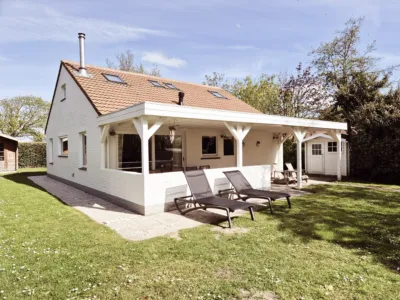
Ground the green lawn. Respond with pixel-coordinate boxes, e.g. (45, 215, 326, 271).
(0, 170, 399, 299)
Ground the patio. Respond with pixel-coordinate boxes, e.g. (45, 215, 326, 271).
(30, 175, 313, 241)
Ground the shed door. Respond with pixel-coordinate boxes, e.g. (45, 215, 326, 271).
(309, 143, 324, 173)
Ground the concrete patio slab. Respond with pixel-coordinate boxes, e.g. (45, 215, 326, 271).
(29, 175, 315, 241)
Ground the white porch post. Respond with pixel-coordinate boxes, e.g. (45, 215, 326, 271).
(292, 127, 307, 188)
(100, 124, 110, 169)
(224, 122, 251, 167)
(275, 133, 291, 171)
(329, 130, 342, 181)
(133, 117, 163, 175)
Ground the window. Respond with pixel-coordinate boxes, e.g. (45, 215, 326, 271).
(312, 144, 322, 155)
(208, 90, 227, 99)
(48, 138, 53, 163)
(328, 142, 337, 152)
(59, 137, 68, 156)
(103, 73, 126, 84)
(80, 132, 87, 168)
(223, 137, 234, 156)
(61, 84, 66, 101)
(164, 82, 178, 90)
(202, 136, 217, 155)
(149, 80, 164, 88)
(0, 143, 4, 161)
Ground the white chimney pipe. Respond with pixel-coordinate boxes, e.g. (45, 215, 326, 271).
(78, 33, 88, 77)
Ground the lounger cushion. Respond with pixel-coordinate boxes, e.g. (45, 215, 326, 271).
(239, 189, 290, 200)
(196, 196, 254, 212)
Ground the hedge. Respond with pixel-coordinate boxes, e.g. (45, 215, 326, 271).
(18, 142, 47, 168)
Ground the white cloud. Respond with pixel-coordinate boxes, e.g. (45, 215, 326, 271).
(236, 23, 241, 29)
(142, 52, 187, 68)
(0, 56, 9, 62)
(0, 1, 173, 43)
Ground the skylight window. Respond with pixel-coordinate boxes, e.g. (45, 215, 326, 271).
(103, 74, 126, 84)
(149, 80, 164, 88)
(164, 83, 178, 90)
(209, 90, 227, 99)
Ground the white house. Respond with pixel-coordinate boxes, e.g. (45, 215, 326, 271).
(304, 133, 349, 177)
(45, 33, 347, 215)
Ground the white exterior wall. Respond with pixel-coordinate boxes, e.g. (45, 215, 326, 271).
(46, 66, 144, 206)
(305, 138, 348, 176)
(145, 165, 271, 214)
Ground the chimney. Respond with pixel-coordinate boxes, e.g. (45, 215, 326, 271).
(78, 33, 88, 77)
(178, 92, 185, 105)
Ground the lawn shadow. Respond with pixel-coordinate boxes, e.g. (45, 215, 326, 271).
(268, 184, 400, 272)
(2, 171, 70, 208)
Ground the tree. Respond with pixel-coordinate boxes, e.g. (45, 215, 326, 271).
(203, 72, 280, 114)
(310, 18, 387, 129)
(203, 72, 231, 90)
(278, 63, 330, 118)
(0, 96, 50, 142)
(106, 50, 161, 77)
(231, 75, 280, 114)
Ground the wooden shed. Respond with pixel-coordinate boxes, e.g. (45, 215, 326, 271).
(0, 133, 18, 172)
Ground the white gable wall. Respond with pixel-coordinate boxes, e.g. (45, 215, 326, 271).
(46, 66, 144, 209)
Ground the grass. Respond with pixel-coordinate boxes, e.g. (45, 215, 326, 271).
(339, 180, 400, 191)
(0, 170, 399, 299)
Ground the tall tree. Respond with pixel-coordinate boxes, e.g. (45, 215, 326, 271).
(311, 17, 382, 127)
(106, 50, 161, 77)
(0, 96, 50, 142)
(278, 63, 330, 118)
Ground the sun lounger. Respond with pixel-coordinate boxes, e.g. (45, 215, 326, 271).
(174, 170, 255, 228)
(285, 163, 309, 183)
(222, 170, 291, 214)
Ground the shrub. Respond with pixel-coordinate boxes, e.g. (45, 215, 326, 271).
(18, 142, 46, 168)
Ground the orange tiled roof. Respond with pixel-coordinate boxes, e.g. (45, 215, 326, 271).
(62, 60, 261, 115)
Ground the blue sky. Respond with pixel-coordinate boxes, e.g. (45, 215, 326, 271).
(1, 0, 400, 102)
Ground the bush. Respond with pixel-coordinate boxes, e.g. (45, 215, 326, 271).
(18, 142, 46, 168)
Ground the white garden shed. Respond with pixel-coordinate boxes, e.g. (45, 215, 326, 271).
(304, 133, 349, 177)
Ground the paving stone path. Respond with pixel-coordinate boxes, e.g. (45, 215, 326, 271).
(29, 175, 308, 241)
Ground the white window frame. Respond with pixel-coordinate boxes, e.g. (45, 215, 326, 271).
(58, 136, 68, 156)
(201, 136, 218, 156)
(61, 84, 66, 101)
(327, 142, 337, 153)
(79, 132, 87, 168)
(311, 143, 322, 155)
(48, 138, 54, 163)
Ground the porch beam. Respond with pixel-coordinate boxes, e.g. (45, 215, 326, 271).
(148, 121, 163, 138)
(274, 133, 292, 171)
(132, 118, 143, 139)
(224, 122, 252, 167)
(101, 124, 110, 143)
(132, 117, 163, 175)
(100, 125, 110, 169)
(329, 130, 342, 181)
(292, 127, 307, 188)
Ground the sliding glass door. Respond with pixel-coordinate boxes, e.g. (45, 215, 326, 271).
(118, 134, 182, 172)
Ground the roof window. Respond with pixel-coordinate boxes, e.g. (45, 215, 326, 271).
(208, 90, 227, 99)
(149, 80, 164, 88)
(103, 74, 126, 84)
(164, 82, 178, 90)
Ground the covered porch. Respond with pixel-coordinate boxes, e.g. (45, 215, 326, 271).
(96, 102, 347, 215)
